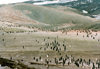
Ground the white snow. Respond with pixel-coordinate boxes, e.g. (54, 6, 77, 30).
(82, 10, 88, 14)
(0, 0, 77, 5)
(96, 15, 100, 19)
(33, 1, 59, 5)
(93, 14, 100, 20)
(33, 0, 77, 5)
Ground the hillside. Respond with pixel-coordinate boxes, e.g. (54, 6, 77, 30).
(12, 4, 100, 30)
(13, 4, 95, 24)
(65, 0, 100, 15)
(0, 3, 100, 31)
(45, 0, 100, 18)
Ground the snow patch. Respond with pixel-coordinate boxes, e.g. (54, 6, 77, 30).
(33, 1, 59, 5)
(93, 14, 100, 20)
(82, 10, 88, 14)
(33, 0, 77, 5)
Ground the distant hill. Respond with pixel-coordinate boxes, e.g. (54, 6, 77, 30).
(0, 3, 100, 31)
(43, 0, 100, 18)
(13, 4, 95, 24)
(13, 4, 99, 30)
(64, 0, 100, 15)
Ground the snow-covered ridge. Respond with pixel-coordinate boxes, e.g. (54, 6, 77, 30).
(33, 0, 77, 5)
(33, 1, 59, 5)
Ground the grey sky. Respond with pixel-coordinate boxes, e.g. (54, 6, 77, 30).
(0, 0, 29, 4)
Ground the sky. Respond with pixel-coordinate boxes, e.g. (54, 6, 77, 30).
(0, 0, 29, 4)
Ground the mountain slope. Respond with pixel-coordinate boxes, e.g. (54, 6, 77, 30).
(0, 3, 100, 31)
(13, 3, 95, 25)
(66, 0, 100, 15)
(46, 0, 100, 17)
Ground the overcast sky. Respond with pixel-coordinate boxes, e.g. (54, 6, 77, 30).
(0, 0, 29, 4)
